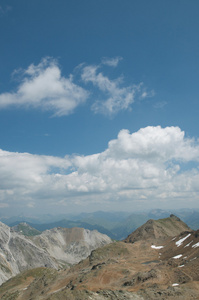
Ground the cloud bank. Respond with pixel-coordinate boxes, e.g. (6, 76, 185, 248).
(0, 126, 199, 213)
(0, 57, 149, 117)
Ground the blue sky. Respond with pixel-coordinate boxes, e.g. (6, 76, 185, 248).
(0, 0, 199, 216)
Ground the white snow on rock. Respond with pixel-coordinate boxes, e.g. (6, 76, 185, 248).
(175, 234, 191, 247)
(184, 241, 193, 248)
(192, 242, 199, 248)
(151, 245, 164, 249)
(172, 283, 179, 286)
(178, 265, 184, 268)
(173, 254, 182, 259)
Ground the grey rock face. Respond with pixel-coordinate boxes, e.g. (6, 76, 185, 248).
(0, 221, 59, 285)
(31, 227, 112, 265)
(0, 222, 112, 285)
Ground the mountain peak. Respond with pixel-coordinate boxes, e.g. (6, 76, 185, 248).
(124, 215, 190, 244)
(170, 214, 181, 221)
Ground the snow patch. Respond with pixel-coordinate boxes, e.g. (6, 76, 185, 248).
(184, 241, 193, 248)
(192, 242, 199, 248)
(173, 254, 182, 259)
(151, 245, 164, 249)
(175, 234, 191, 247)
(178, 265, 184, 268)
(172, 283, 179, 286)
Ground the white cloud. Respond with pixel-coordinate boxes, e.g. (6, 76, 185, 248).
(81, 63, 143, 115)
(140, 89, 155, 99)
(0, 57, 152, 117)
(1, 126, 199, 213)
(106, 126, 199, 162)
(0, 58, 89, 116)
(101, 56, 123, 67)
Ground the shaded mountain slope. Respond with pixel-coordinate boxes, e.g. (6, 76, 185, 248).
(11, 222, 41, 236)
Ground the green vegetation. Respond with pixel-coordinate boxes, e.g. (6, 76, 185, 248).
(1, 290, 19, 300)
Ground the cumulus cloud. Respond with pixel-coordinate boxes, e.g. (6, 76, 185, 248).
(0, 58, 89, 116)
(81, 62, 144, 115)
(1, 126, 199, 213)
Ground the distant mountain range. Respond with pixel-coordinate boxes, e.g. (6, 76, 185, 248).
(0, 214, 198, 299)
(3, 209, 199, 240)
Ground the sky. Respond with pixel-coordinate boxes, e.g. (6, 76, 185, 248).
(0, 0, 199, 216)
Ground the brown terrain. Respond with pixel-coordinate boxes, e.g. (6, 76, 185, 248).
(124, 214, 190, 243)
(0, 215, 198, 299)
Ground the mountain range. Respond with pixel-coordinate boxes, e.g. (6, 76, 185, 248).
(2, 209, 199, 241)
(0, 214, 198, 299)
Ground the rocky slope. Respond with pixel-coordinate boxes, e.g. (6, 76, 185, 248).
(0, 222, 112, 286)
(0, 221, 58, 285)
(124, 214, 190, 243)
(31, 227, 112, 265)
(0, 215, 198, 299)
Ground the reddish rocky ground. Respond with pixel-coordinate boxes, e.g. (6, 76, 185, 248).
(0, 216, 198, 299)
